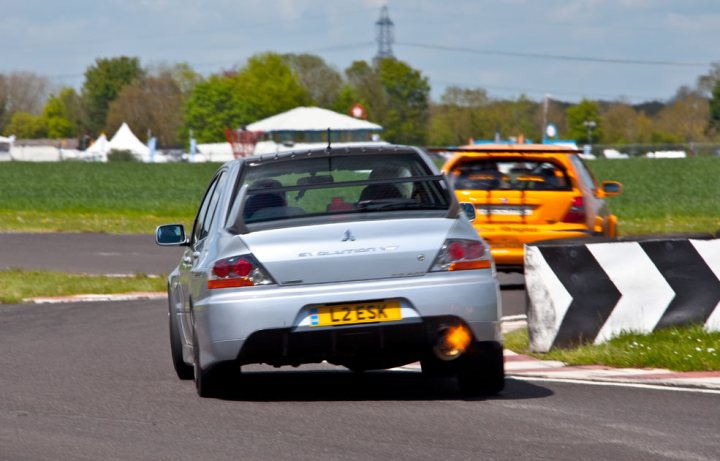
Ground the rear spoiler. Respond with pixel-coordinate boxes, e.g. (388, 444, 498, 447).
(428, 146, 583, 155)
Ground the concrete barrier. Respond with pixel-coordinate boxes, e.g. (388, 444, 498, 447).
(525, 237, 720, 352)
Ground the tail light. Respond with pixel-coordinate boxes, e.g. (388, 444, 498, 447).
(430, 239, 493, 272)
(208, 254, 275, 289)
(562, 196, 586, 223)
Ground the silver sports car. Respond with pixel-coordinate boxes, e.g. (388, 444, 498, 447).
(156, 144, 503, 398)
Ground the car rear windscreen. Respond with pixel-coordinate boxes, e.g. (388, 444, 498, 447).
(234, 153, 451, 225)
(448, 159, 571, 192)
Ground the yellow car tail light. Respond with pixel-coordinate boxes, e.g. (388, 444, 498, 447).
(562, 196, 586, 223)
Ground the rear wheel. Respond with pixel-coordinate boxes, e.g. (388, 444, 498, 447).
(169, 299, 193, 380)
(456, 341, 505, 396)
(193, 331, 241, 398)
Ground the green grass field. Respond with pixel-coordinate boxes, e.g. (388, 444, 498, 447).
(0, 157, 719, 234)
(0, 162, 219, 233)
(589, 157, 720, 235)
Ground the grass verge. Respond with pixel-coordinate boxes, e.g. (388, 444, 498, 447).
(504, 326, 720, 372)
(0, 210, 179, 234)
(0, 268, 166, 304)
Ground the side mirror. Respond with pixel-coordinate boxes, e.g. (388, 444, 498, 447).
(459, 202, 476, 222)
(155, 224, 188, 246)
(601, 181, 622, 196)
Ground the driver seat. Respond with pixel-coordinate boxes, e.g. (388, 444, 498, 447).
(359, 184, 402, 202)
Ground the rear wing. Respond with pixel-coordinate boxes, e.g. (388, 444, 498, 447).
(429, 146, 583, 155)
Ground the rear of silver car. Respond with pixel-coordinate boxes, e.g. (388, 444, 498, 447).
(159, 145, 503, 397)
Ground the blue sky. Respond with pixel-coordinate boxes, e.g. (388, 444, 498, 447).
(3, 0, 720, 103)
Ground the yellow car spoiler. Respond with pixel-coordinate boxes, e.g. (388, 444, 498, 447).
(430, 145, 583, 155)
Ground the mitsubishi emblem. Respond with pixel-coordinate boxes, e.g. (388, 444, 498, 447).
(342, 230, 356, 242)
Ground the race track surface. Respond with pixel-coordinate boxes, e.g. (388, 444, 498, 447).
(3, 233, 717, 460)
(1, 299, 718, 461)
(0, 233, 181, 275)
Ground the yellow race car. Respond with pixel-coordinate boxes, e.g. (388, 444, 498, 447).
(442, 143, 622, 271)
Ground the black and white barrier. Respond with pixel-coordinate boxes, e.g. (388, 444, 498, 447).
(525, 237, 720, 352)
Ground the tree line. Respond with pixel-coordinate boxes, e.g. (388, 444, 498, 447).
(2, 53, 720, 149)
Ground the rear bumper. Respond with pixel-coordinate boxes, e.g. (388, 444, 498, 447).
(238, 316, 477, 368)
(192, 271, 501, 368)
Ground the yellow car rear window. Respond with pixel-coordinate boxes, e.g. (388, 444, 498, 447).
(449, 159, 571, 191)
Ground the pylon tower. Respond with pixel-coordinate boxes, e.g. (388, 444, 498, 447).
(374, 6, 394, 61)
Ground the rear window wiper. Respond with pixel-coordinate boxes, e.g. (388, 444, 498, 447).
(357, 199, 446, 211)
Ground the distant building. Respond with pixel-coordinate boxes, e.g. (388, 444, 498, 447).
(226, 106, 385, 158)
(0, 135, 14, 161)
(3, 137, 78, 162)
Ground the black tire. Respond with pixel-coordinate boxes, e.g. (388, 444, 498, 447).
(169, 302, 193, 380)
(192, 331, 241, 398)
(456, 341, 505, 396)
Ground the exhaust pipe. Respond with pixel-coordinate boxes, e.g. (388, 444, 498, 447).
(433, 325, 472, 361)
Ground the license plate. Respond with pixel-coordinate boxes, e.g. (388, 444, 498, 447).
(309, 301, 402, 327)
(478, 206, 533, 216)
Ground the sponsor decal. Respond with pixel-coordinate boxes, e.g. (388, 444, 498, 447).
(298, 246, 399, 257)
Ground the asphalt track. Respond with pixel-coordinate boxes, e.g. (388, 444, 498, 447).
(2, 233, 718, 460)
(1, 298, 719, 460)
(0, 233, 182, 276)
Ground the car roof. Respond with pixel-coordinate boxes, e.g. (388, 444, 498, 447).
(228, 144, 427, 169)
(440, 144, 583, 170)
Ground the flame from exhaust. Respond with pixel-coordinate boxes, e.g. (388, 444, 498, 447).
(444, 325, 471, 356)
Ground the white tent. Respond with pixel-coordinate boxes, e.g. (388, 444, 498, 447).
(108, 122, 150, 161)
(85, 133, 110, 161)
(246, 106, 382, 132)
(253, 140, 390, 156)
